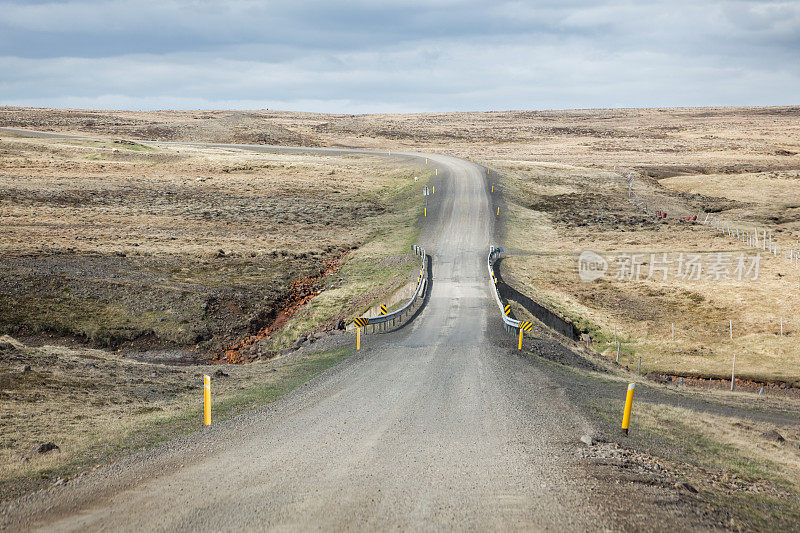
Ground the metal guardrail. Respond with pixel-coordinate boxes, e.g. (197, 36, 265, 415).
(488, 246, 521, 333)
(353, 244, 428, 332)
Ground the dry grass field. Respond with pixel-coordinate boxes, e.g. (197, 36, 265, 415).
(0, 131, 430, 358)
(496, 160, 800, 385)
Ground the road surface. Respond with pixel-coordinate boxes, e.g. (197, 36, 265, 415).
(2, 138, 611, 530)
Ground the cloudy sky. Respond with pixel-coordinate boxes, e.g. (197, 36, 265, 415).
(1, 0, 798, 112)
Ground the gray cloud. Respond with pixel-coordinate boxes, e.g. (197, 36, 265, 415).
(0, 0, 798, 112)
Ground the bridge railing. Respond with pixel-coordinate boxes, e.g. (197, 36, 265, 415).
(488, 246, 521, 333)
(353, 245, 428, 332)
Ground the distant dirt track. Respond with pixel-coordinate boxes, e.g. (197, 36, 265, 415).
(0, 131, 658, 530)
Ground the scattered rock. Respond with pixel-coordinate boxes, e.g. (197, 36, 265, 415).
(35, 442, 60, 454)
(213, 369, 229, 378)
(761, 429, 785, 443)
(580, 435, 594, 446)
(0, 335, 24, 351)
(52, 478, 65, 487)
(279, 347, 294, 356)
(336, 318, 345, 330)
(675, 481, 698, 494)
(21, 364, 32, 372)
(294, 336, 305, 348)
(313, 331, 326, 340)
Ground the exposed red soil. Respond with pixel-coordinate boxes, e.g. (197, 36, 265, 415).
(212, 255, 343, 364)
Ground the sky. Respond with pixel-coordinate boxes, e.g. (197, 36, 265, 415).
(0, 0, 799, 113)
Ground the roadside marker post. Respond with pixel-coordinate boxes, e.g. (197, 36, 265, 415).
(380, 304, 387, 315)
(357, 327, 361, 350)
(621, 383, 635, 435)
(491, 185, 494, 193)
(517, 322, 532, 350)
(203, 374, 211, 427)
(497, 207, 500, 216)
(435, 169, 438, 176)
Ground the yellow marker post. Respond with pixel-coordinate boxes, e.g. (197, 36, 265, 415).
(435, 169, 438, 176)
(621, 383, 635, 435)
(497, 207, 500, 216)
(518, 329, 523, 350)
(491, 185, 494, 193)
(425, 158, 428, 165)
(356, 327, 361, 350)
(424, 207, 427, 217)
(432, 186, 435, 195)
(487, 169, 489, 175)
(203, 374, 211, 426)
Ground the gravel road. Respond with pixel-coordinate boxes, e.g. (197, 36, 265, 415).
(3, 146, 616, 530)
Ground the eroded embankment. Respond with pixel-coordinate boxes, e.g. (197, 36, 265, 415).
(212, 254, 344, 364)
(650, 372, 800, 397)
(494, 257, 580, 341)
